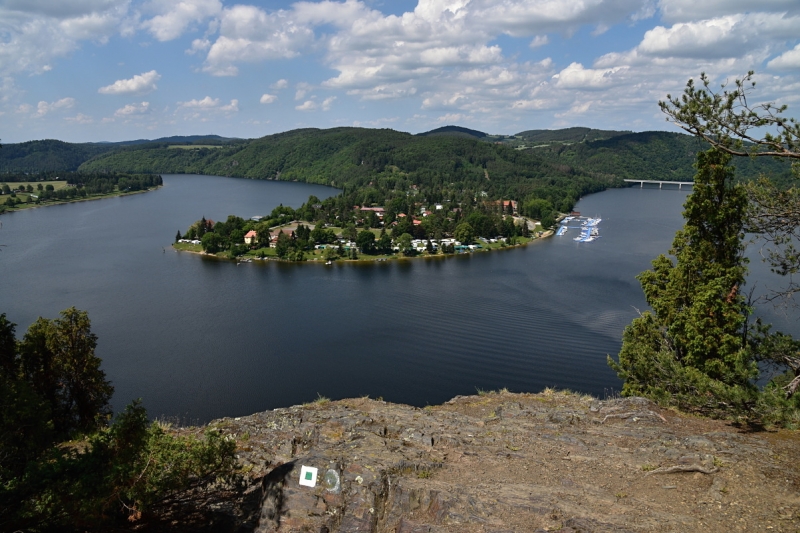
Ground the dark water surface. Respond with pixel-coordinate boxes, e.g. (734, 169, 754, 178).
(2, 176, 797, 423)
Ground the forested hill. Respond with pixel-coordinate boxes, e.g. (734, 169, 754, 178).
(4, 127, 793, 211)
(0, 139, 116, 172)
(0, 136, 242, 173)
(77, 127, 619, 209)
(514, 127, 630, 143)
(527, 130, 795, 184)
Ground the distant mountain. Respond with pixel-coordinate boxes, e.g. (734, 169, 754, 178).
(514, 127, 630, 143)
(0, 136, 242, 173)
(418, 125, 487, 139)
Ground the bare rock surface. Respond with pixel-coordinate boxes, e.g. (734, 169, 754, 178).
(196, 391, 800, 532)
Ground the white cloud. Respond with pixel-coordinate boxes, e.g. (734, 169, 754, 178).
(0, 0, 129, 77)
(201, 4, 315, 76)
(295, 100, 316, 111)
(768, 43, 800, 70)
(176, 96, 238, 113)
(34, 97, 75, 117)
(321, 96, 336, 110)
(220, 98, 238, 112)
(658, 0, 800, 23)
(529, 35, 549, 48)
(636, 13, 800, 59)
(141, 0, 222, 42)
(2, 0, 128, 20)
(553, 63, 627, 90)
(271, 78, 288, 89)
(114, 101, 150, 116)
(260, 93, 277, 104)
(65, 112, 94, 123)
(468, 0, 649, 37)
(295, 82, 312, 100)
(437, 112, 472, 123)
(98, 70, 160, 95)
(178, 96, 220, 109)
(188, 38, 211, 54)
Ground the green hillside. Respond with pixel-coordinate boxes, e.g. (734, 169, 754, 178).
(418, 125, 488, 139)
(4, 127, 794, 222)
(79, 127, 618, 208)
(514, 127, 630, 144)
(0, 140, 115, 172)
(529, 131, 794, 183)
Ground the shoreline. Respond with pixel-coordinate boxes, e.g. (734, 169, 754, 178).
(0, 186, 160, 215)
(171, 228, 554, 264)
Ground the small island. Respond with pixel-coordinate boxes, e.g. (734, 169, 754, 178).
(174, 196, 548, 262)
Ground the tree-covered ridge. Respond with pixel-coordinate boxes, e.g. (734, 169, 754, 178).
(529, 130, 794, 183)
(417, 125, 488, 139)
(0, 139, 116, 172)
(514, 127, 631, 144)
(80, 127, 619, 219)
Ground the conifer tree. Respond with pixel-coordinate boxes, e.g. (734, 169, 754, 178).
(609, 149, 759, 415)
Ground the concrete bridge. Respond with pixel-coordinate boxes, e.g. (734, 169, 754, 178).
(624, 179, 694, 190)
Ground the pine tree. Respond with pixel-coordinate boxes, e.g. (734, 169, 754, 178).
(609, 149, 758, 415)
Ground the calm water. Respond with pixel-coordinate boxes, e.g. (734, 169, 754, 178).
(2, 176, 796, 423)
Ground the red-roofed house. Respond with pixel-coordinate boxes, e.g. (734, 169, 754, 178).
(244, 230, 257, 244)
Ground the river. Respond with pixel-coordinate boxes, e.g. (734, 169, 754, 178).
(1, 175, 796, 423)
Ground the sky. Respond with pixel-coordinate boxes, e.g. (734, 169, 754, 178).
(1, 0, 799, 143)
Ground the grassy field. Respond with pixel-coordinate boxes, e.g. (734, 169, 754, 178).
(1, 180, 69, 191)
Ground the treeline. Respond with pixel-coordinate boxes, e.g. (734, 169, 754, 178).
(0, 309, 239, 530)
(83, 127, 621, 225)
(529, 131, 795, 183)
(0, 172, 162, 210)
(0, 139, 114, 172)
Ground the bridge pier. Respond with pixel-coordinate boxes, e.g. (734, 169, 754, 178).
(624, 179, 694, 190)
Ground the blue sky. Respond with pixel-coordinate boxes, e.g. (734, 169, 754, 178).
(1, 0, 799, 143)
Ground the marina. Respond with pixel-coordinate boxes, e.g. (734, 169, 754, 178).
(557, 215, 603, 242)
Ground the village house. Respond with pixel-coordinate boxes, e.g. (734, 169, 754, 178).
(244, 230, 257, 245)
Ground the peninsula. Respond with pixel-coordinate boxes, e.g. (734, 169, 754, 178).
(0, 171, 162, 214)
(173, 198, 548, 262)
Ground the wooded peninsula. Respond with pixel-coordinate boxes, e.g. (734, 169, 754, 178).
(2, 126, 791, 261)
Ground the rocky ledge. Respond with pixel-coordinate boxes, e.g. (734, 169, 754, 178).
(177, 390, 800, 533)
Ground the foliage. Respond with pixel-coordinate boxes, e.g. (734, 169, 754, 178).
(0, 310, 240, 530)
(18, 308, 113, 438)
(5, 401, 238, 529)
(0, 140, 114, 172)
(609, 149, 761, 418)
(659, 71, 800, 160)
(659, 71, 800, 305)
(454, 222, 474, 244)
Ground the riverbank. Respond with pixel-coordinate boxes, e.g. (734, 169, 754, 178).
(0, 185, 160, 214)
(151, 390, 800, 532)
(171, 229, 548, 264)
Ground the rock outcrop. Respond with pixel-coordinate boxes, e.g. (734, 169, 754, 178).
(192, 391, 800, 532)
